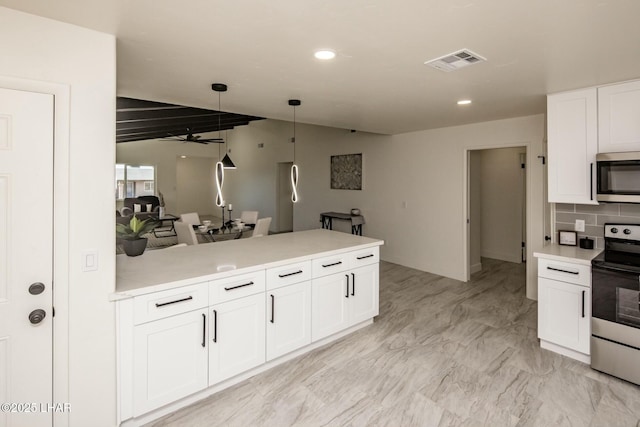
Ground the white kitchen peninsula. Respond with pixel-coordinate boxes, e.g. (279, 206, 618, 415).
(114, 229, 383, 426)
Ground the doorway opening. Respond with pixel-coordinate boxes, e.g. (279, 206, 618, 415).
(466, 146, 527, 278)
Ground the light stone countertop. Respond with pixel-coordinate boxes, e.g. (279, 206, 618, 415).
(533, 244, 602, 266)
(114, 229, 384, 300)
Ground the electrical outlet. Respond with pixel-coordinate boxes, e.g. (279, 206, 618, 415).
(575, 219, 585, 232)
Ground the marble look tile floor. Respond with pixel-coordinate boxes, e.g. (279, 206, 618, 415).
(148, 258, 640, 427)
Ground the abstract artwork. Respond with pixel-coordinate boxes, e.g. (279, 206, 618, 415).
(330, 153, 362, 190)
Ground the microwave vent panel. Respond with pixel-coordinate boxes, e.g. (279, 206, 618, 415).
(424, 49, 487, 72)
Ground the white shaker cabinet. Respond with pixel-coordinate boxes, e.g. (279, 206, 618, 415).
(537, 258, 591, 362)
(349, 264, 379, 325)
(266, 281, 312, 360)
(311, 272, 351, 341)
(311, 261, 379, 341)
(207, 270, 267, 385)
(209, 292, 266, 385)
(598, 80, 640, 153)
(132, 309, 208, 416)
(547, 88, 598, 204)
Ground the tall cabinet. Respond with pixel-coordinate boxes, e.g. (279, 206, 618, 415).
(547, 88, 598, 205)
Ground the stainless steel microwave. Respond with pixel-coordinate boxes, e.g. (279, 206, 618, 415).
(597, 152, 640, 203)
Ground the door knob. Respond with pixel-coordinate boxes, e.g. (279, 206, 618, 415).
(28, 309, 46, 324)
(28, 282, 45, 295)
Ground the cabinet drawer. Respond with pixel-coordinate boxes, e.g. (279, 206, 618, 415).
(538, 258, 591, 287)
(209, 270, 266, 305)
(349, 247, 379, 268)
(266, 260, 312, 290)
(133, 283, 209, 325)
(312, 253, 350, 278)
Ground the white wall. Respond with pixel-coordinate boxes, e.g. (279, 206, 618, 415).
(0, 7, 116, 426)
(176, 156, 217, 216)
(116, 139, 222, 215)
(479, 147, 526, 263)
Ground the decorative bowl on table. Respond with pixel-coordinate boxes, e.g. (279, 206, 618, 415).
(202, 220, 212, 227)
(198, 225, 208, 232)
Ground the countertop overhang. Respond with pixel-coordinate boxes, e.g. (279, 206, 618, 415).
(114, 229, 384, 300)
(533, 244, 602, 266)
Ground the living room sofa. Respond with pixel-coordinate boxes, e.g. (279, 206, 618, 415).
(120, 196, 160, 220)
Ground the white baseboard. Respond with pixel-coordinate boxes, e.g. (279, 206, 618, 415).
(470, 262, 482, 274)
(481, 250, 522, 264)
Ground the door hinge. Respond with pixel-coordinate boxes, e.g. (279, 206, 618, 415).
(52, 306, 55, 317)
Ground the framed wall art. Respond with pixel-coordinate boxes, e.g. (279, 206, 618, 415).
(558, 230, 578, 246)
(330, 153, 362, 190)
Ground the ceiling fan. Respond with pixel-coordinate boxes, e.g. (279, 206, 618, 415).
(163, 128, 224, 144)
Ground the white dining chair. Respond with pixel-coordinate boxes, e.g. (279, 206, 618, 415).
(175, 221, 199, 245)
(251, 217, 271, 238)
(240, 211, 259, 227)
(180, 212, 201, 225)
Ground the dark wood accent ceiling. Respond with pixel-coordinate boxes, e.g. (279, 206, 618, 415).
(116, 97, 264, 143)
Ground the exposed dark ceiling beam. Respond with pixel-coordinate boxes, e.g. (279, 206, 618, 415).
(116, 97, 264, 143)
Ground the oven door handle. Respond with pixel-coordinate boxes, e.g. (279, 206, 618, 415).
(592, 263, 640, 275)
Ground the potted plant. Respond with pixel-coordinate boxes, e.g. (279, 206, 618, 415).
(116, 216, 159, 257)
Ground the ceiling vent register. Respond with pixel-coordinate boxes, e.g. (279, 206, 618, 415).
(424, 49, 486, 72)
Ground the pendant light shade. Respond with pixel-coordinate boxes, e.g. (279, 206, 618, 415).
(221, 153, 236, 169)
(289, 99, 301, 203)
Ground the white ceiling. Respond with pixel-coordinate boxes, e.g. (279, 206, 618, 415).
(2, 0, 640, 134)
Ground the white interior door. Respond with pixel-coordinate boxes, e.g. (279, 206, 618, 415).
(0, 87, 54, 427)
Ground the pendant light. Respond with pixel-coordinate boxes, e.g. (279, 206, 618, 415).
(212, 83, 236, 169)
(289, 99, 301, 203)
(212, 83, 227, 206)
(222, 130, 237, 169)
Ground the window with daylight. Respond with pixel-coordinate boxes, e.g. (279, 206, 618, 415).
(115, 164, 156, 200)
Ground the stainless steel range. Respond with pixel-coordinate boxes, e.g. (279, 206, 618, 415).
(591, 223, 640, 384)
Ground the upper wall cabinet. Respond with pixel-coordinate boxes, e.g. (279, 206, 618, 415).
(547, 88, 598, 205)
(598, 80, 640, 153)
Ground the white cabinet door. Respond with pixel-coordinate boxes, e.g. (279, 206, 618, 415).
(349, 264, 379, 325)
(312, 273, 350, 341)
(266, 281, 312, 361)
(133, 309, 208, 416)
(538, 277, 590, 355)
(599, 80, 640, 153)
(547, 88, 598, 204)
(209, 293, 266, 385)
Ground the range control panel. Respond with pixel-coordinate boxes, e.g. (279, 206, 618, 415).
(604, 223, 640, 240)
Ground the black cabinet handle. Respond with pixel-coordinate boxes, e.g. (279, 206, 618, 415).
(155, 295, 193, 307)
(270, 294, 275, 323)
(224, 281, 254, 291)
(351, 272, 355, 296)
(590, 163, 594, 201)
(582, 290, 586, 318)
(547, 266, 579, 275)
(201, 313, 206, 347)
(323, 261, 342, 268)
(212, 309, 217, 343)
(345, 274, 350, 298)
(278, 270, 303, 278)
(356, 254, 374, 260)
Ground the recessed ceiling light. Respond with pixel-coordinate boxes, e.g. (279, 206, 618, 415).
(457, 99, 472, 105)
(180, 155, 187, 158)
(314, 49, 336, 60)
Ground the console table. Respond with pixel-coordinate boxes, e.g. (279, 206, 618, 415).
(320, 211, 365, 235)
